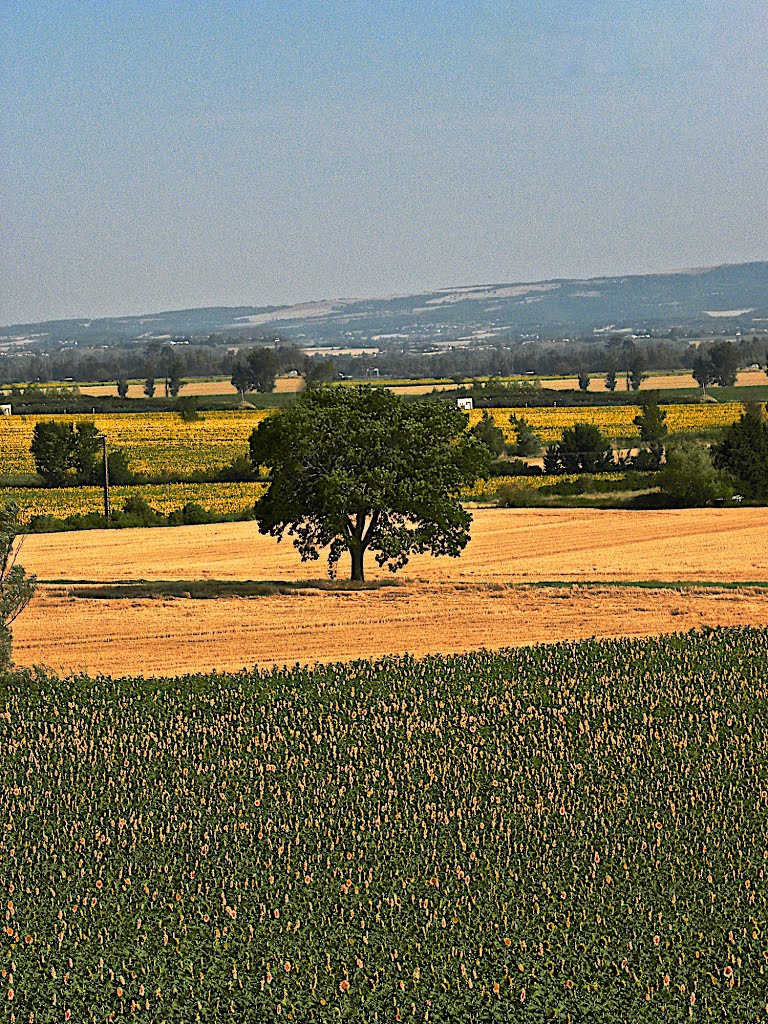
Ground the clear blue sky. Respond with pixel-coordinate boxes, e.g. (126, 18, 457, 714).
(3, 0, 767, 323)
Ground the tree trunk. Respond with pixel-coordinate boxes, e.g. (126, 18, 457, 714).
(350, 543, 365, 582)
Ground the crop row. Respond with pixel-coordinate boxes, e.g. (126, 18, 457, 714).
(0, 405, 747, 478)
(1, 627, 767, 1020)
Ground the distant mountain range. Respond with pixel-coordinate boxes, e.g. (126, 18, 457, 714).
(4, 262, 768, 349)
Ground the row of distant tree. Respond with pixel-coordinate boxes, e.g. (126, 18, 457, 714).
(3, 333, 767, 389)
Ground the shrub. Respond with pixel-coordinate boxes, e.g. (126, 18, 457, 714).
(658, 442, 733, 506)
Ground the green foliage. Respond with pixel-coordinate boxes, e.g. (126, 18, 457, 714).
(658, 441, 733, 506)
(164, 351, 185, 397)
(174, 396, 202, 422)
(231, 347, 279, 397)
(249, 385, 489, 579)
(507, 415, 543, 457)
(544, 423, 614, 474)
(470, 410, 506, 457)
(143, 370, 156, 398)
(30, 420, 74, 486)
(605, 363, 618, 391)
(0, 502, 36, 669)
(30, 420, 103, 486)
(693, 341, 740, 389)
(629, 353, 645, 391)
(3, 628, 768, 1019)
(628, 443, 665, 471)
(216, 455, 261, 482)
(116, 378, 129, 399)
(304, 356, 336, 389)
(713, 403, 768, 497)
(578, 372, 590, 391)
(106, 448, 134, 485)
(633, 399, 668, 442)
(71, 422, 102, 483)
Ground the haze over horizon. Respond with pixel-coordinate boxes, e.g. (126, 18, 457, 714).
(4, 1, 768, 325)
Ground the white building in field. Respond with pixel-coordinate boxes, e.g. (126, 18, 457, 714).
(0, 405, 11, 416)
(456, 397, 473, 411)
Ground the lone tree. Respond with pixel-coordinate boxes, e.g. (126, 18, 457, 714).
(508, 415, 542, 457)
(0, 503, 36, 670)
(249, 386, 489, 580)
(633, 398, 668, 443)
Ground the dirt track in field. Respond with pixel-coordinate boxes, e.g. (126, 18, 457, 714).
(15, 508, 768, 676)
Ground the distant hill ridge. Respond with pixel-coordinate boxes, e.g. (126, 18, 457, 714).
(3, 261, 768, 347)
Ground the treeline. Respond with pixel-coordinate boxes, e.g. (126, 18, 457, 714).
(0, 336, 301, 386)
(3, 332, 767, 388)
(328, 335, 768, 381)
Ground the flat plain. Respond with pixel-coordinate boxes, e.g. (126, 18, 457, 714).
(15, 507, 768, 675)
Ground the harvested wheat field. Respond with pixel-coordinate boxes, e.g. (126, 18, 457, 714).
(14, 506, 768, 675)
(17, 506, 768, 585)
(542, 369, 768, 391)
(14, 581, 768, 677)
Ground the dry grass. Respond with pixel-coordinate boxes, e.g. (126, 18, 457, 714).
(14, 581, 768, 677)
(13, 507, 768, 675)
(75, 375, 305, 398)
(543, 370, 768, 392)
(18, 507, 768, 585)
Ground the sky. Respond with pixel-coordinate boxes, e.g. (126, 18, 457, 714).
(3, 0, 767, 324)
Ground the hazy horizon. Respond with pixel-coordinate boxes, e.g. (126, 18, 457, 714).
(4, 1, 768, 324)
(4, 257, 768, 330)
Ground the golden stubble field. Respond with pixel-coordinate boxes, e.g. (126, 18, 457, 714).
(15, 508, 768, 676)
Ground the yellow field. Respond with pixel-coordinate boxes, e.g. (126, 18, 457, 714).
(0, 410, 270, 476)
(469, 403, 747, 442)
(0, 403, 748, 478)
(2, 472, 628, 522)
(3, 482, 267, 522)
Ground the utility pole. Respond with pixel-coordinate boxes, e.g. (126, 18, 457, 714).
(96, 434, 110, 519)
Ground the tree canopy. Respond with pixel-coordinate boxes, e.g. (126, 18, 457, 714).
(469, 410, 506, 458)
(692, 341, 740, 389)
(231, 347, 279, 399)
(544, 423, 614, 474)
(633, 399, 668, 443)
(658, 442, 732, 506)
(713, 403, 768, 497)
(249, 386, 489, 580)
